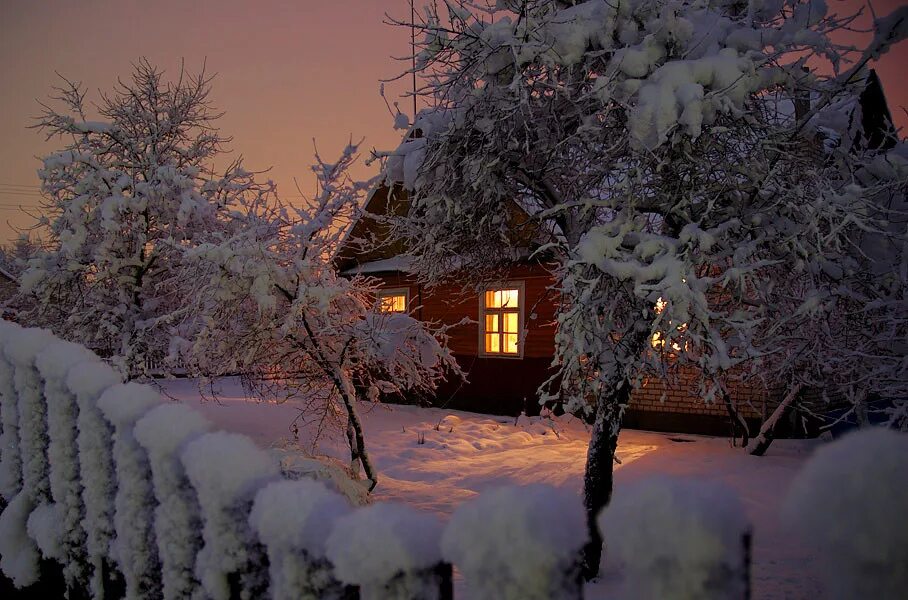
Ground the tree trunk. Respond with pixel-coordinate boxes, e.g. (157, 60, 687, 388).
(346, 419, 361, 478)
(580, 387, 628, 579)
(334, 370, 379, 491)
(748, 384, 801, 456)
(723, 389, 750, 448)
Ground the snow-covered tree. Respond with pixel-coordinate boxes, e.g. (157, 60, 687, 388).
(387, 0, 908, 574)
(20, 60, 274, 377)
(0, 235, 39, 280)
(176, 144, 461, 491)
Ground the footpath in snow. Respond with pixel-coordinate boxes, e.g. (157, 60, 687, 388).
(160, 377, 823, 598)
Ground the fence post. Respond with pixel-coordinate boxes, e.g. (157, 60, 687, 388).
(249, 478, 354, 600)
(784, 429, 908, 599)
(0, 322, 22, 503)
(36, 340, 100, 598)
(67, 361, 123, 598)
(96, 382, 163, 599)
(326, 502, 446, 600)
(742, 530, 752, 600)
(134, 403, 212, 600)
(441, 485, 586, 600)
(181, 431, 281, 600)
(0, 327, 57, 590)
(599, 477, 749, 600)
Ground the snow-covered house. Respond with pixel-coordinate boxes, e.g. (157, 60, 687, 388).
(336, 71, 898, 434)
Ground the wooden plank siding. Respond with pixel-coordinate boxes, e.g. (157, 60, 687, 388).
(369, 264, 776, 434)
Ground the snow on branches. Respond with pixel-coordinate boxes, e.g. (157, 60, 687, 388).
(387, 0, 907, 575)
(178, 143, 461, 491)
(20, 60, 276, 378)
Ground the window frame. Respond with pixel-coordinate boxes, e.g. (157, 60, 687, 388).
(376, 287, 410, 314)
(478, 281, 525, 359)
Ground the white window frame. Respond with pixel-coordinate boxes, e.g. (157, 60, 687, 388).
(376, 287, 410, 313)
(478, 281, 525, 359)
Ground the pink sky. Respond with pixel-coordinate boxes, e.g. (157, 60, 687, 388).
(1, 0, 906, 242)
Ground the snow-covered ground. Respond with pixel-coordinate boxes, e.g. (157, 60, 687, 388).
(159, 377, 823, 598)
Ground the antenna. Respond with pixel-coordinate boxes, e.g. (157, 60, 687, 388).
(411, 0, 418, 122)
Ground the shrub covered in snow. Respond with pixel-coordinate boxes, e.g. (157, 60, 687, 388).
(182, 431, 281, 600)
(35, 340, 98, 590)
(68, 361, 122, 597)
(273, 447, 370, 507)
(249, 479, 352, 600)
(599, 477, 749, 600)
(134, 403, 211, 600)
(784, 429, 908, 599)
(97, 382, 163, 599)
(442, 485, 586, 600)
(326, 502, 445, 600)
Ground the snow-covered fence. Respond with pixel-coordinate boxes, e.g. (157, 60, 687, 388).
(35, 340, 98, 592)
(2, 322, 901, 599)
(69, 361, 123, 597)
(182, 431, 280, 600)
(0, 323, 457, 600)
(98, 383, 164, 599)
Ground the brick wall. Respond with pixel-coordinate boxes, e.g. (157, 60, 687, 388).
(629, 369, 769, 420)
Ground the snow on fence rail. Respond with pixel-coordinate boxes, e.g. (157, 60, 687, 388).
(0, 322, 905, 599)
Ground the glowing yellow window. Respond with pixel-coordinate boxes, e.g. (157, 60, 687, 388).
(377, 290, 408, 313)
(482, 287, 521, 355)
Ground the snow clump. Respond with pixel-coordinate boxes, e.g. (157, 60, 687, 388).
(599, 476, 749, 599)
(181, 431, 281, 600)
(97, 382, 163, 599)
(442, 484, 586, 600)
(134, 403, 212, 600)
(0, 493, 40, 587)
(784, 429, 908, 600)
(325, 502, 444, 598)
(250, 479, 352, 600)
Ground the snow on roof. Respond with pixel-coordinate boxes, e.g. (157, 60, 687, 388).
(340, 256, 413, 275)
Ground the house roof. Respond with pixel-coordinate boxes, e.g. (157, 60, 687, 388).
(340, 256, 414, 276)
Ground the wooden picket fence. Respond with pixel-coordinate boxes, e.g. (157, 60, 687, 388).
(0, 322, 766, 599)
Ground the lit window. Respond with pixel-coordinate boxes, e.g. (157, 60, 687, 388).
(377, 289, 408, 313)
(481, 286, 521, 356)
